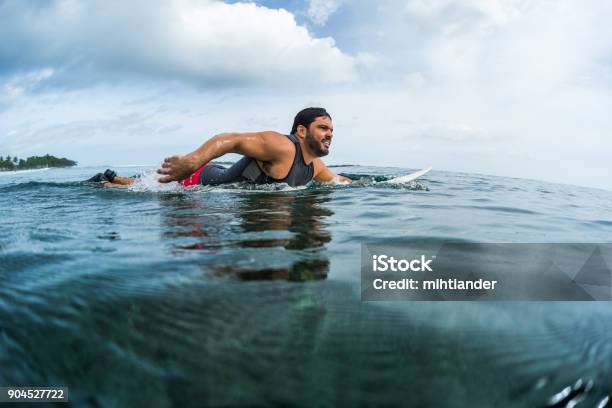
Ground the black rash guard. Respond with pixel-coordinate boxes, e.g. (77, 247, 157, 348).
(197, 134, 315, 187)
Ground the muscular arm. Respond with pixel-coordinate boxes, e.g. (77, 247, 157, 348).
(313, 159, 352, 184)
(157, 131, 291, 183)
(101, 176, 135, 188)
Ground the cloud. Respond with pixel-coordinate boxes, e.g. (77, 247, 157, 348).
(0, 0, 355, 91)
(403, 0, 612, 90)
(307, 0, 343, 26)
(2, 0, 612, 190)
(1, 68, 55, 102)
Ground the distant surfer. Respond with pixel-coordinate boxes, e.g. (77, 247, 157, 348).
(89, 107, 351, 188)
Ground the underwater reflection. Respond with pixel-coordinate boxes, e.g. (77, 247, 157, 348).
(238, 190, 333, 250)
(159, 190, 333, 281)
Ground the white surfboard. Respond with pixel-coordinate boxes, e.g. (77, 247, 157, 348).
(386, 167, 432, 184)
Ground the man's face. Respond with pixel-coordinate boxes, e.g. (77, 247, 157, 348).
(303, 116, 333, 157)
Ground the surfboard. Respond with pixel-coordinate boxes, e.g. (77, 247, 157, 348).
(386, 167, 432, 184)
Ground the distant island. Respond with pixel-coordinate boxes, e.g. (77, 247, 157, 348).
(0, 154, 77, 171)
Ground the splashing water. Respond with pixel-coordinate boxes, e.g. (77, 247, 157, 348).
(127, 170, 184, 193)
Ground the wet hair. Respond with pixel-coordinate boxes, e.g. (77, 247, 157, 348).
(290, 107, 332, 134)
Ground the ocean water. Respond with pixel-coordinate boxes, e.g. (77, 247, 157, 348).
(1, 165, 612, 407)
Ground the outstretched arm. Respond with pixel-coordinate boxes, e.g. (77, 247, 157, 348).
(102, 176, 136, 188)
(313, 159, 352, 184)
(157, 131, 291, 183)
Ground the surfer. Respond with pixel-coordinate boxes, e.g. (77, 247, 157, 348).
(91, 107, 351, 188)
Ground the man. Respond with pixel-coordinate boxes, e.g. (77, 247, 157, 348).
(95, 107, 351, 188)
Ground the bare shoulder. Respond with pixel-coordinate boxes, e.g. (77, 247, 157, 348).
(258, 131, 295, 163)
(232, 131, 294, 162)
(258, 131, 294, 152)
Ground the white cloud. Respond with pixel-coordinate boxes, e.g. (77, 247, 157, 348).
(2, 69, 55, 100)
(0, 0, 355, 89)
(403, 0, 612, 90)
(2, 0, 612, 190)
(307, 0, 343, 26)
(369, 0, 612, 188)
(401, 72, 427, 89)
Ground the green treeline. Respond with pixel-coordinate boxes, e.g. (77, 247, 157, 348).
(0, 154, 77, 171)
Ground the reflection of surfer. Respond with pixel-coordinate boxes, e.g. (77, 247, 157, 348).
(158, 189, 332, 281)
(91, 107, 352, 188)
(220, 191, 332, 280)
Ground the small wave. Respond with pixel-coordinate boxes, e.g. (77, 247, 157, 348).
(336, 172, 429, 188)
(0, 168, 51, 176)
(0, 181, 82, 192)
(340, 173, 390, 182)
(331, 176, 428, 190)
(207, 182, 306, 193)
(108, 164, 154, 168)
(478, 205, 540, 215)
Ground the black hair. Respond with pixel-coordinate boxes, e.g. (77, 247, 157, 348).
(290, 107, 331, 134)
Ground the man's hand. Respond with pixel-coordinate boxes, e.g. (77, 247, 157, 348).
(157, 155, 198, 183)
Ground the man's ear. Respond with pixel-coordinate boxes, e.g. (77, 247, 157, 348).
(295, 124, 307, 138)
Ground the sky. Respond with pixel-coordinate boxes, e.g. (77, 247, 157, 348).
(1, 0, 612, 190)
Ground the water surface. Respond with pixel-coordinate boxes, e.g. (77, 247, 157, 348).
(1, 166, 611, 407)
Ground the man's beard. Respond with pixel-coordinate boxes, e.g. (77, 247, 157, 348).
(305, 131, 329, 157)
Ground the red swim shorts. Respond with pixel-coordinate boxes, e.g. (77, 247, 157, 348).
(180, 164, 208, 187)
